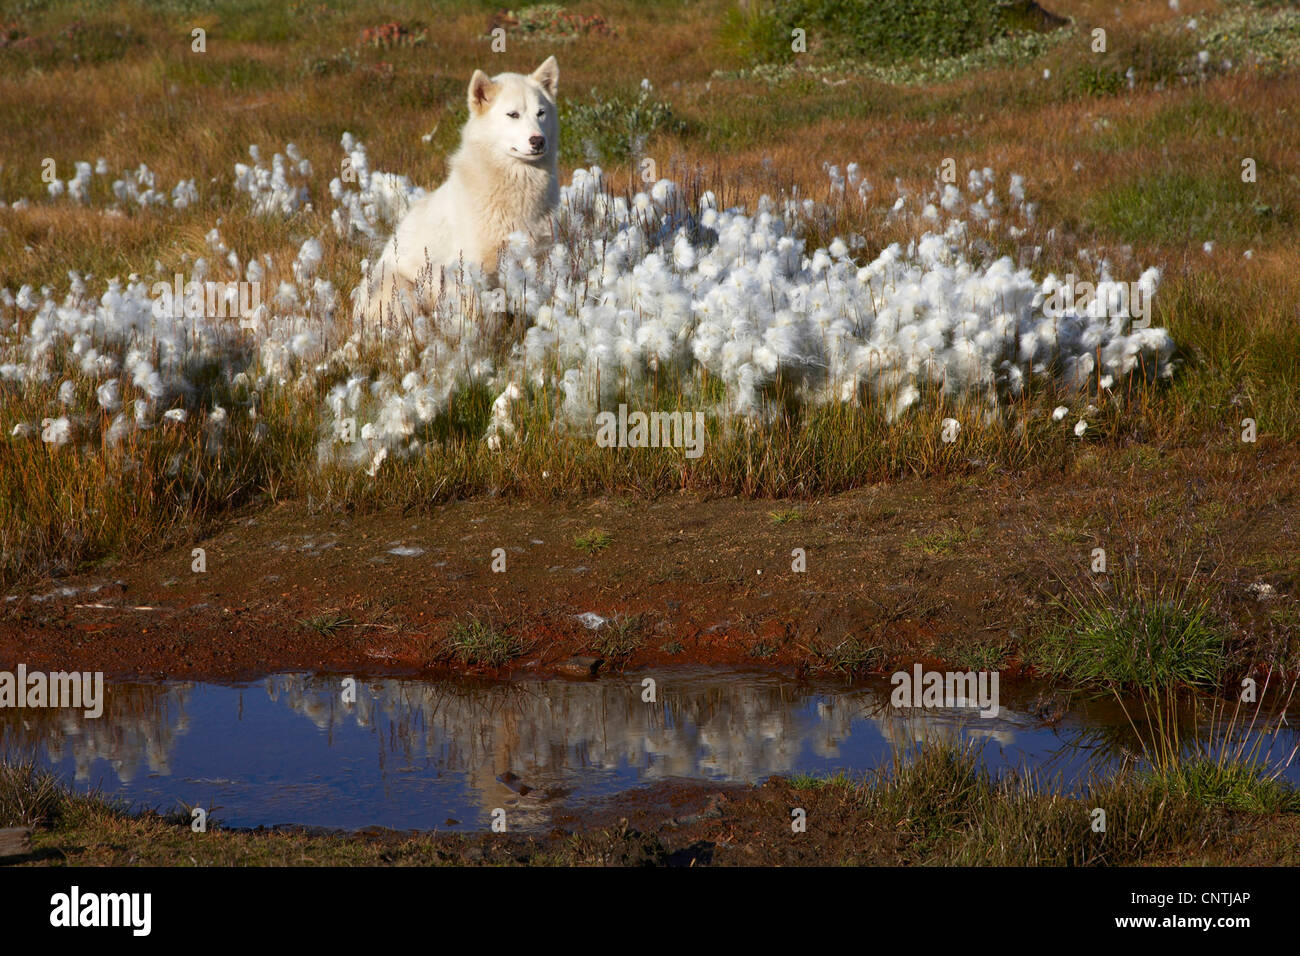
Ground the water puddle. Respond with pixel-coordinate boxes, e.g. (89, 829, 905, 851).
(3, 670, 1296, 831)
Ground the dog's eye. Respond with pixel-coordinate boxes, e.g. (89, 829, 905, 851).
(536, 109, 545, 118)
(506, 111, 520, 119)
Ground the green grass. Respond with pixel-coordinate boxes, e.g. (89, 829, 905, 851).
(1034, 575, 1228, 690)
(788, 770, 853, 790)
(589, 613, 644, 660)
(1117, 681, 1300, 813)
(298, 608, 356, 637)
(573, 527, 612, 554)
(865, 742, 1228, 865)
(1085, 170, 1289, 246)
(906, 525, 978, 556)
(800, 635, 877, 675)
(440, 618, 529, 667)
(726, 0, 1066, 66)
(941, 637, 1011, 670)
(1065, 62, 1127, 99)
(1097, 98, 1256, 153)
(1150, 757, 1300, 813)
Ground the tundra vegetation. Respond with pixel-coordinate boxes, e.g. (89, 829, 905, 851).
(1, 0, 1298, 864)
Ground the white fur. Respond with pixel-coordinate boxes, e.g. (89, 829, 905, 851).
(354, 57, 560, 331)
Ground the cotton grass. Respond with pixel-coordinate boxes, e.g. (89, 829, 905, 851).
(2, 135, 1176, 478)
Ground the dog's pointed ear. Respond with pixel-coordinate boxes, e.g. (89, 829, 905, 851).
(468, 69, 497, 113)
(530, 56, 558, 98)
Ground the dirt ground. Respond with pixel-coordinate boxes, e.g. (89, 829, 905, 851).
(15, 773, 1300, 867)
(2, 441, 1295, 682)
(4, 440, 1298, 869)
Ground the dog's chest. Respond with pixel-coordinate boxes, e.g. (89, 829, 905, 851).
(472, 163, 556, 242)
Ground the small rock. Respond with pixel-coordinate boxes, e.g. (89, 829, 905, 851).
(388, 545, 424, 557)
(554, 656, 603, 678)
(677, 792, 727, 825)
(497, 771, 532, 795)
(1028, 692, 1069, 725)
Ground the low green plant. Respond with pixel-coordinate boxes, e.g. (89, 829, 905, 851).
(1034, 569, 1228, 690)
(442, 619, 528, 667)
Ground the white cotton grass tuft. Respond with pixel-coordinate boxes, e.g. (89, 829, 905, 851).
(329, 132, 426, 242)
(1, 218, 338, 462)
(341, 155, 1172, 454)
(234, 144, 311, 216)
(41, 417, 72, 445)
(41, 156, 198, 209)
(3, 135, 1178, 476)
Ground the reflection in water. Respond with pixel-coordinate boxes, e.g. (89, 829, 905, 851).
(2, 683, 195, 784)
(2, 671, 1296, 831)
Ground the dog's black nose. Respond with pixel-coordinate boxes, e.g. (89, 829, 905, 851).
(529, 134, 545, 152)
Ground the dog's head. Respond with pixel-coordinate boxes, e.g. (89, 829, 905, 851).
(465, 57, 559, 164)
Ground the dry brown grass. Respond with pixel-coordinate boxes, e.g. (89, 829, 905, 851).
(1, 0, 1297, 588)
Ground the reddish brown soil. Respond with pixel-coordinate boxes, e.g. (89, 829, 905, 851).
(2, 444, 1295, 682)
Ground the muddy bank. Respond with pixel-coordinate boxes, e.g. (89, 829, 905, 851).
(12, 772, 1300, 868)
(1, 444, 1295, 682)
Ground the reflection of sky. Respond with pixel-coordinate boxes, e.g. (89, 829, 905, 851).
(3, 672, 1296, 832)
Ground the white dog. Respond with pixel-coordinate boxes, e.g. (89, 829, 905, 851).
(354, 56, 560, 331)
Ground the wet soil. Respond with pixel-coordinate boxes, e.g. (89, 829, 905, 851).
(1, 443, 1295, 682)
